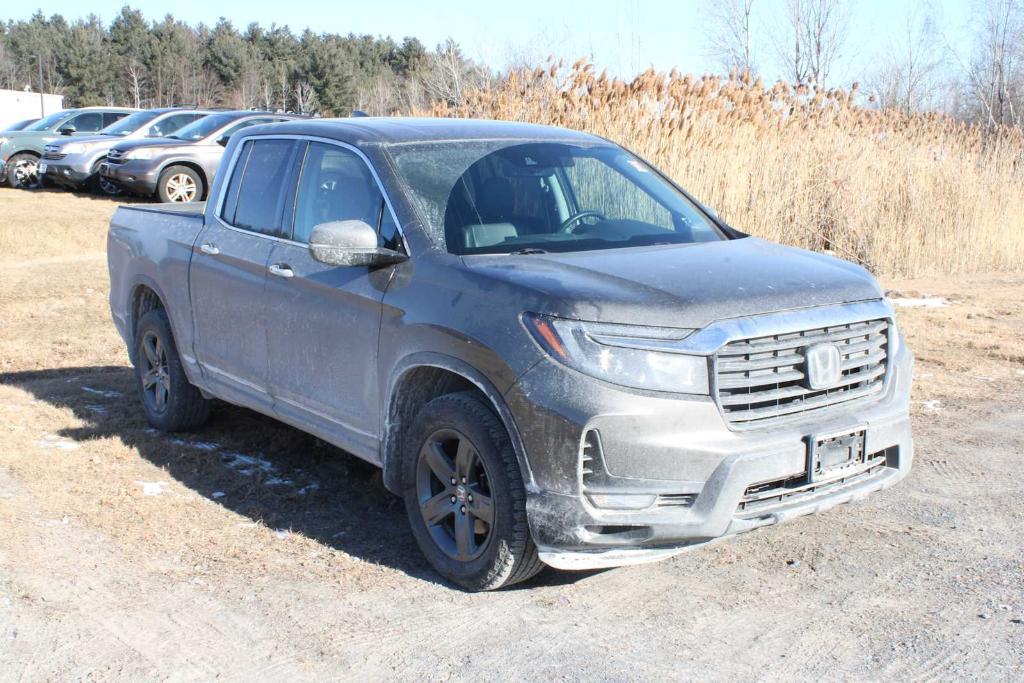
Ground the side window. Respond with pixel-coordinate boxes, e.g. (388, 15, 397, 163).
(228, 139, 296, 237)
(220, 141, 254, 226)
(103, 112, 128, 127)
(291, 142, 383, 244)
(379, 203, 401, 251)
(71, 112, 104, 132)
(149, 113, 201, 137)
(217, 118, 275, 145)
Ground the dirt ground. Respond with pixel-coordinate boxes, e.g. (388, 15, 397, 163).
(0, 187, 1022, 681)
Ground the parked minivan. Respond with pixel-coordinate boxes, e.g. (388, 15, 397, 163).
(0, 107, 137, 188)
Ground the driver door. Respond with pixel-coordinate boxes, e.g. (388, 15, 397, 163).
(263, 140, 401, 462)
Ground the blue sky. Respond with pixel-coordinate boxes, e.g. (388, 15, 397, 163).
(15, 1, 975, 85)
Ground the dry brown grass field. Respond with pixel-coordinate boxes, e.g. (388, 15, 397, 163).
(422, 61, 1024, 278)
(0, 179, 1022, 678)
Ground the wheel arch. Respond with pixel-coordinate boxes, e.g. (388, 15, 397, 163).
(157, 160, 209, 199)
(382, 353, 536, 496)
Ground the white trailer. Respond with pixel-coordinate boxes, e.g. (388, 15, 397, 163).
(0, 89, 65, 130)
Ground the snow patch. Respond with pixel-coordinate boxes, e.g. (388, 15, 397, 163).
(890, 297, 949, 309)
(84, 404, 108, 415)
(274, 529, 290, 539)
(920, 399, 942, 412)
(81, 386, 123, 398)
(171, 439, 220, 451)
(264, 476, 293, 487)
(35, 434, 78, 451)
(220, 451, 276, 476)
(134, 480, 167, 496)
(211, 491, 226, 499)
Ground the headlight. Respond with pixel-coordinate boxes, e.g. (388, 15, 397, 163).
(61, 143, 87, 155)
(125, 148, 155, 160)
(522, 313, 709, 394)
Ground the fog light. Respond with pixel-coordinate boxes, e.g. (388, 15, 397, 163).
(63, 168, 70, 175)
(586, 492, 657, 510)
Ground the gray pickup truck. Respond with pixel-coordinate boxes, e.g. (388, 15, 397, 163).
(107, 118, 914, 591)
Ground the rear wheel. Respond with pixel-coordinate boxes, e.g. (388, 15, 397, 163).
(157, 165, 203, 203)
(134, 309, 210, 431)
(6, 153, 42, 189)
(402, 392, 543, 591)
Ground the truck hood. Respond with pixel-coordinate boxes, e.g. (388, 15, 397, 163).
(464, 237, 883, 329)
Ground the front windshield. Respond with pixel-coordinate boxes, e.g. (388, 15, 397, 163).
(26, 111, 72, 131)
(101, 110, 160, 136)
(169, 113, 232, 141)
(389, 140, 723, 254)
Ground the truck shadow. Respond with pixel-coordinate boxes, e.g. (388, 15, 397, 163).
(1, 365, 595, 591)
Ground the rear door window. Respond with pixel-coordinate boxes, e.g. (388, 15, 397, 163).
(71, 112, 104, 132)
(102, 112, 129, 127)
(224, 139, 298, 238)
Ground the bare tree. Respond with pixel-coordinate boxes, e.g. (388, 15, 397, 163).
(125, 61, 145, 108)
(705, 0, 757, 76)
(963, 0, 1024, 129)
(776, 0, 849, 86)
(421, 38, 487, 107)
(294, 80, 317, 115)
(867, 4, 945, 113)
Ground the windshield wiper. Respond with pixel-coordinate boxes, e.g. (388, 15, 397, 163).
(508, 248, 548, 255)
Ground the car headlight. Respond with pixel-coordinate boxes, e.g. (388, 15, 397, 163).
(125, 148, 155, 160)
(522, 313, 709, 394)
(61, 143, 87, 155)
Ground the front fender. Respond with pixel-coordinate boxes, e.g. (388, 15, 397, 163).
(380, 351, 537, 496)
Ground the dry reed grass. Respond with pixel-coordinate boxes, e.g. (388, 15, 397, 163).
(419, 60, 1024, 278)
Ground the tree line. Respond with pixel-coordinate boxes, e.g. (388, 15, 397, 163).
(0, 7, 490, 116)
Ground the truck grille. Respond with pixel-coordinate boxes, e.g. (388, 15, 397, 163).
(106, 149, 127, 165)
(715, 319, 889, 427)
(43, 145, 67, 160)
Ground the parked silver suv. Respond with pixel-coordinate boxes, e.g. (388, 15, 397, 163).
(101, 110, 301, 202)
(42, 108, 211, 195)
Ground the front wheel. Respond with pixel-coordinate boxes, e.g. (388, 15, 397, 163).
(134, 309, 211, 431)
(6, 153, 42, 189)
(91, 161, 122, 196)
(402, 392, 543, 591)
(157, 165, 203, 203)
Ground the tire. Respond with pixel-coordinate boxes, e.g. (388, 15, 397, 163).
(134, 309, 211, 431)
(6, 152, 42, 189)
(90, 160, 122, 196)
(157, 165, 204, 203)
(402, 391, 543, 591)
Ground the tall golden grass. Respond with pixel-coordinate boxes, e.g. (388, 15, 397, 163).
(419, 60, 1024, 278)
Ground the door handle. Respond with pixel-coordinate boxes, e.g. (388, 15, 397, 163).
(200, 242, 220, 255)
(268, 264, 294, 279)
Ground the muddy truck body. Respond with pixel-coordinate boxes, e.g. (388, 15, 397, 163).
(107, 118, 914, 590)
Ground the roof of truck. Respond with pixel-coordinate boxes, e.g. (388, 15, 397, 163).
(244, 117, 602, 146)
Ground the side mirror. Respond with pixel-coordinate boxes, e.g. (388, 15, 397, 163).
(309, 220, 408, 268)
(59, 124, 76, 136)
(216, 136, 230, 147)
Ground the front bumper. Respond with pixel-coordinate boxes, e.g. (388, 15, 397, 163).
(43, 161, 93, 189)
(100, 160, 159, 195)
(505, 308, 914, 570)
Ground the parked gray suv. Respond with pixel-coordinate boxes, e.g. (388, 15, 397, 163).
(42, 108, 211, 195)
(0, 107, 137, 188)
(101, 110, 300, 202)
(107, 118, 914, 590)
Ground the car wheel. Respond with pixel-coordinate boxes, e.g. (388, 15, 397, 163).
(6, 153, 42, 189)
(134, 309, 211, 431)
(157, 165, 203, 203)
(91, 161, 122, 196)
(403, 391, 543, 591)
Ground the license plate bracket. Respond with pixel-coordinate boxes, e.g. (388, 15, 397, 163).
(808, 427, 866, 482)
(38, 162, 47, 174)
